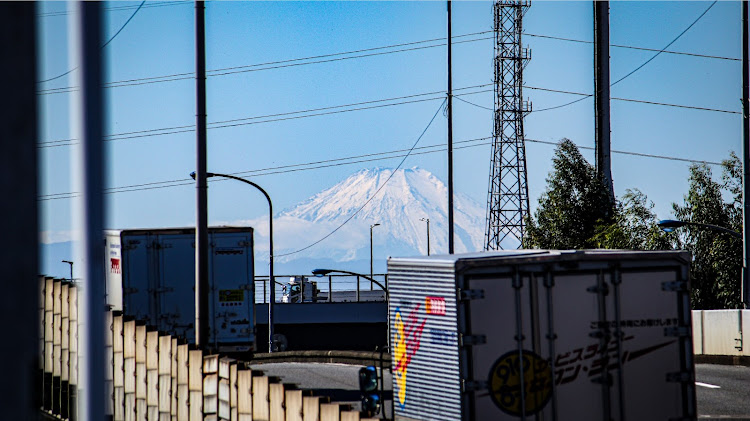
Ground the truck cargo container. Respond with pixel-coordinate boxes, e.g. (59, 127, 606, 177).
(105, 227, 255, 352)
(387, 250, 696, 421)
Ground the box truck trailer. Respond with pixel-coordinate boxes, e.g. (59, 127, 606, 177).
(388, 250, 696, 421)
(105, 227, 256, 352)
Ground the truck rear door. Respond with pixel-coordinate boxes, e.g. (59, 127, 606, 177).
(210, 232, 255, 351)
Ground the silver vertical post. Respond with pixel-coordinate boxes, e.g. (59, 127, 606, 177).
(0, 2, 38, 419)
(74, 2, 106, 419)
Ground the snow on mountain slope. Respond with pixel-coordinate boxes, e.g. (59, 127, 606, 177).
(268, 167, 486, 262)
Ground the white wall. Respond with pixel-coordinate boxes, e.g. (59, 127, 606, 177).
(692, 310, 749, 356)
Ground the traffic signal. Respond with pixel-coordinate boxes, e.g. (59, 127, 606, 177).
(359, 366, 380, 416)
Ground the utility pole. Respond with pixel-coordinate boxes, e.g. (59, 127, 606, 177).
(74, 2, 107, 419)
(742, 0, 749, 307)
(447, 0, 455, 254)
(195, 0, 210, 349)
(0, 3, 38, 419)
(594, 1, 615, 205)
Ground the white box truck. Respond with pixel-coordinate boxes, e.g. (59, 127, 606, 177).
(388, 250, 696, 421)
(105, 227, 255, 352)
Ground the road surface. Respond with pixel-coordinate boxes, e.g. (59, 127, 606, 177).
(250, 361, 393, 418)
(696, 363, 750, 420)
(251, 361, 748, 420)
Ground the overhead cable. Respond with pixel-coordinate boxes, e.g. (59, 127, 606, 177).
(37, 31, 493, 95)
(38, 0, 147, 84)
(39, 134, 724, 202)
(38, 84, 491, 148)
(275, 98, 447, 257)
(533, 1, 719, 113)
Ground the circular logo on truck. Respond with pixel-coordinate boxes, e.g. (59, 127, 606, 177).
(488, 350, 552, 416)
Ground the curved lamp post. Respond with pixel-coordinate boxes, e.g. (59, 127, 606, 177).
(191, 171, 276, 353)
(312, 268, 389, 350)
(657, 219, 742, 239)
(370, 223, 380, 282)
(312, 268, 388, 295)
(419, 217, 430, 256)
(658, 219, 746, 308)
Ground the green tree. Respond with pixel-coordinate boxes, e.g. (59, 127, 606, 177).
(524, 139, 614, 249)
(671, 154, 743, 309)
(592, 189, 672, 251)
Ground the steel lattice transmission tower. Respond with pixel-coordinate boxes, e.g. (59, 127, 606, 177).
(485, 0, 531, 250)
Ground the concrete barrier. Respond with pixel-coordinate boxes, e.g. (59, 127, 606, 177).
(692, 309, 750, 366)
(38, 277, 381, 421)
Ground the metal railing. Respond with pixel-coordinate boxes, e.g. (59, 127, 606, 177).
(253, 274, 388, 304)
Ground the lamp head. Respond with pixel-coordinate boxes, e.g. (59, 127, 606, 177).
(657, 219, 686, 233)
(420, 217, 429, 222)
(370, 223, 380, 229)
(189, 171, 216, 180)
(312, 269, 332, 277)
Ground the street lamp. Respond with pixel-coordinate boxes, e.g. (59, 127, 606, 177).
(312, 268, 390, 350)
(657, 219, 742, 239)
(419, 218, 430, 256)
(312, 269, 388, 295)
(370, 223, 380, 282)
(191, 171, 276, 353)
(62, 260, 74, 282)
(658, 219, 746, 308)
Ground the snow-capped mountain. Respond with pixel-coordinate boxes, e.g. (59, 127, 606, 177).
(269, 167, 486, 266)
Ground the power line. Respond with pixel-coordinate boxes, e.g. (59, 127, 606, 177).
(531, 1, 719, 113)
(37, 18, 739, 96)
(38, 1, 147, 84)
(524, 85, 740, 114)
(524, 33, 739, 62)
(276, 99, 447, 257)
(611, 1, 718, 87)
(38, 84, 492, 148)
(524, 138, 723, 166)
(37, 1, 190, 18)
(454, 95, 493, 111)
(39, 81, 739, 149)
(38, 133, 724, 202)
(37, 31, 493, 95)
(40, 78, 739, 150)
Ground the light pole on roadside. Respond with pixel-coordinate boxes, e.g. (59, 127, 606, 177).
(658, 219, 745, 307)
(312, 267, 390, 419)
(658, 219, 742, 239)
(191, 171, 276, 352)
(62, 260, 74, 282)
(370, 223, 380, 282)
(419, 218, 430, 256)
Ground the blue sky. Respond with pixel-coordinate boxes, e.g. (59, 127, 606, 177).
(37, 1, 745, 277)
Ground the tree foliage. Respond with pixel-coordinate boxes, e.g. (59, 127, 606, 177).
(671, 154, 743, 309)
(524, 139, 614, 249)
(524, 139, 743, 309)
(524, 139, 668, 250)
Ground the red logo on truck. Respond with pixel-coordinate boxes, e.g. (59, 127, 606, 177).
(425, 296, 445, 315)
(110, 258, 121, 274)
(393, 304, 427, 408)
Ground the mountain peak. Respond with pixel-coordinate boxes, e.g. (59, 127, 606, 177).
(281, 167, 485, 256)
